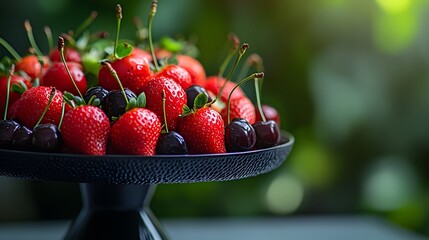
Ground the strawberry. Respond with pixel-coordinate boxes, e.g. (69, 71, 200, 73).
(176, 55, 206, 86)
(109, 108, 161, 155)
(15, 55, 50, 81)
(132, 47, 152, 62)
(41, 62, 87, 95)
(204, 76, 245, 103)
(98, 48, 152, 94)
(221, 96, 256, 125)
(49, 47, 81, 63)
(142, 76, 186, 131)
(0, 75, 31, 116)
(14, 86, 64, 128)
(61, 105, 110, 155)
(156, 64, 192, 90)
(177, 93, 226, 154)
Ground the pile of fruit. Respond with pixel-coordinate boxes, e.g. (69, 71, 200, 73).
(0, 1, 282, 156)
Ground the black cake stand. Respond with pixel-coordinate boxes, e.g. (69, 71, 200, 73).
(0, 132, 294, 240)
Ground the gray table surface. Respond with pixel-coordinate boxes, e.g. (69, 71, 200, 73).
(0, 216, 426, 240)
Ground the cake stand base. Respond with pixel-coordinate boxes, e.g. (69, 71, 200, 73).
(64, 183, 168, 240)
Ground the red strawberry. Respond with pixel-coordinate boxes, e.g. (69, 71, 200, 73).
(221, 96, 256, 125)
(61, 105, 110, 155)
(0, 75, 31, 116)
(178, 107, 226, 154)
(204, 76, 245, 103)
(14, 86, 64, 128)
(41, 62, 87, 95)
(109, 108, 161, 155)
(156, 64, 192, 90)
(15, 55, 50, 81)
(142, 76, 186, 131)
(132, 47, 152, 62)
(98, 48, 152, 94)
(49, 47, 81, 63)
(176, 55, 206, 86)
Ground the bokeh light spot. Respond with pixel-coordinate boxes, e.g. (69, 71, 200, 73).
(265, 174, 304, 215)
(376, 0, 412, 14)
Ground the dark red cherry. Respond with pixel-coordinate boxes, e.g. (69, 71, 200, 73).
(12, 125, 32, 150)
(224, 118, 256, 152)
(84, 86, 109, 104)
(253, 120, 281, 149)
(0, 120, 21, 149)
(185, 85, 212, 109)
(156, 131, 188, 155)
(102, 88, 137, 122)
(31, 123, 62, 152)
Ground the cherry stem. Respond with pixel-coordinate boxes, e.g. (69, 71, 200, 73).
(114, 5, 122, 58)
(227, 72, 264, 124)
(254, 78, 266, 122)
(161, 89, 169, 133)
(24, 20, 44, 57)
(218, 43, 249, 100)
(102, 62, 129, 105)
(57, 101, 66, 130)
(148, 0, 159, 72)
(0, 37, 21, 61)
(58, 36, 85, 101)
(3, 64, 15, 120)
(237, 53, 262, 82)
(37, 56, 45, 79)
(34, 87, 56, 128)
(74, 11, 98, 39)
(217, 33, 240, 78)
(44, 26, 54, 52)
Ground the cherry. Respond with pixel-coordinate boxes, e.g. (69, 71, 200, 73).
(102, 88, 137, 121)
(11, 125, 32, 149)
(42, 62, 87, 95)
(156, 90, 188, 154)
(185, 85, 212, 109)
(253, 120, 280, 149)
(31, 123, 62, 152)
(84, 86, 109, 105)
(156, 131, 188, 154)
(224, 118, 256, 152)
(0, 120, 21, 149)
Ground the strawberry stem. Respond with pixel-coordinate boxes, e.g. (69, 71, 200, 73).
(218, 43, 249, 101)
(101, 62, 129, 105)
(114, 5, 122, 58)
(0, 37, 21, 61)
(24, 20, 44, 57)
(74, 11, 98, 39)
(34, 87, 56, 128)
(161, 89, 169, 133)
(44, 26, 54, 52)
(227, 72, 264, 124)
(3, 64, 15, 120)
(148, 0, 159, 72)
(58, 36, 85, 101)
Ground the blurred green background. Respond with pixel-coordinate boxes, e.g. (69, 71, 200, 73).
(1, 0, 429, 237)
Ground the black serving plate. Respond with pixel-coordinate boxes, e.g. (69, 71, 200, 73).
(0, 132, 294, 240)
(0, 132, 294, 185)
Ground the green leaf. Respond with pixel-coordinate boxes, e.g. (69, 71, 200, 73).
(11, 83, 26, 94)
(115, 42, 133, 59)
(181, 105, 192, 117)
(63, 92, 75, 101)
(92, 98, 101, 107)
(73, 96, 84, 106)
(160, 37, 184, 53)
(126, 97, 137, 111)
(194, 92, 208, 110)
(166, 54, 178, 65)
(137, 92, 146, 108)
